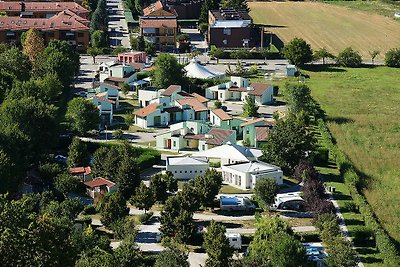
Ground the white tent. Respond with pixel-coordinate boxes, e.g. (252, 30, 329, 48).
(192, 142, 262, 163)
(184, 59, 222, 79)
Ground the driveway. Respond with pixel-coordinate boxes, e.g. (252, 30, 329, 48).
(107, 0, 130, 48)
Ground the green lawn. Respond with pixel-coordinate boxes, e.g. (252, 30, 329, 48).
(303, 65, 400, 251)
(219, 184, 253, 194)
(326, 0, 400, 18)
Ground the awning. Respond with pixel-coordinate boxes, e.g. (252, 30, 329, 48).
(129, 80, 149, 86)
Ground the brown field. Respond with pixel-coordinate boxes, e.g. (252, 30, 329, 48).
(249, 2, 400, 59)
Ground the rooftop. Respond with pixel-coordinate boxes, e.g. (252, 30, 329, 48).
(84, 177, 115, 188)
(69, 166, 91, 176)
(210, 8, 252, 21)
(176, 98, 208, 112)
(255, 126, 271, 141)
(248, 83, 271, 96)
(167, 156, 208, 166)
(143, 0, 164, 16)
(140, 18, 177, 29)
(192, 142, 262, 162)
(223, 161, 280, 174)
(133, 102, 160, 117)
(161, 85, 181, 96)
(212, 108, 232, 121)
(0, 2, 88, 14)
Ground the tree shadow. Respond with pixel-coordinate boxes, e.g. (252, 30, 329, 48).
(345, 218, 364, 226)
(326, 117, 354, 125)
(302, 64, 347, 73)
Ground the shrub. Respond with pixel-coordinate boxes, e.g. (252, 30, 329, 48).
(213, 100, 222, 110)
(209, 161, 221, 168)
(312, 147, 329, 165)
(139, 211, 154, 224)
(111, 217, 137, 239)
(384, 48, 400, 68)
(336, 47, 362, 67)
(137, 151, 161, 170)
(352, 225, 374, 247)
(82, 204, 97, 215)
(343, 201, 358, 213)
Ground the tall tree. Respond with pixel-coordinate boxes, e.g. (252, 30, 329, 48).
(193, 169, 222, 209)
(0, 149, 17, 194)
(242, 95, 259, 118)
(100, 192, 129, 227)
(285, 83, 316, 116)
(87, 47, 103, 64)
(22, 28, 45, 75)
(0, 47, 31, 81)
(114, 156, 140, 199)
(54, 173, 80, 196)
(254, 178, 278, 211)
(282, 37, 313, 68)
(199, 0, 220, 25)
(66, 98, 100, 135)
(155, 245, 189, 267)
(91, 30, 106, 48)
(130, 182, 154, 213)
(67, 137, 90, 167)
(204, 220, 233, 267)
(261, 115, 314, 174)
(369, 50, 380, 65)
(313, 47, 334, 65)
(113, 235, 144, 267)
(153, 53, 185, 88)
(150, 173, 169, 203)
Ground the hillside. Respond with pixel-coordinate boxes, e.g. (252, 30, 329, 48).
(249, 2, 400, 60)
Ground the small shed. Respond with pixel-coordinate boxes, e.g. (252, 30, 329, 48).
(166, 156, 209, 179)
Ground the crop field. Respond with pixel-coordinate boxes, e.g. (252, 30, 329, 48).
(300, 65, 400, 245)
(249, 2, 400, 59)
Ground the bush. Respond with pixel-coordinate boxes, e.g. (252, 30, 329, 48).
(137, 150, 161, 170)
(343, 201, 358, 213)
(82, 204, 97, 215)
(352, 225, 374, 247)
(209, 161, 221, 168)
(384, 48, 400, 68)
(312, 147, 329, 165)
(336, 47, 362, 67)
(138, 211, 154, 224)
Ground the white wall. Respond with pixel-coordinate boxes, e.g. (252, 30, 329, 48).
(210, 111, 222, 126)
(139, 89, 159, 107)
(135, 116, 148, 128)
(167, 164, 209, 179)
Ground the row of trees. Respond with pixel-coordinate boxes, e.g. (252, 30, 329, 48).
(283, 37, 400, 68)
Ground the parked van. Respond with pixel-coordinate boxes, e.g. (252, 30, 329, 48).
(270, 193, 305, 212)
(220, 196, 255, 212)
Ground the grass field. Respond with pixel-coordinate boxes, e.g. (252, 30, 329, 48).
(328, 0, 400, 18)
(249, 2, 400, 59)
(300, 65, 400, 246)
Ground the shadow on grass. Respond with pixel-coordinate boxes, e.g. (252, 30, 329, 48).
(332, 191, 352, 201)
(326, 117, 354, 125)
(345, 218, 364, 226)
(302, 64, 347, 73)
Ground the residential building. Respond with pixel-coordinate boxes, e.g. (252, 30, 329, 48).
(84, 177, 118, 198)
(221, 161, 283, 190)
(206, 76, 273, 105)
(92, 92, 115, 127)
(99, 63, 138, 86)
(69, 166, 92, 182)
(208, 8, 259, 48)
(0, 10, 90, 49)
(139, 1, 178, 51)
(166, 156, 209, 179)
(117, 51, 147, 64)
(241, 118, 274, 147)
(134, 85, 209, 128)
(210, 108, 244, 136)
(0, 2, 89, 19)
(98, 83, 120, 109)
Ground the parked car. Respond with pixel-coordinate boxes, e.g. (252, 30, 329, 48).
(75, 91, 87, 98)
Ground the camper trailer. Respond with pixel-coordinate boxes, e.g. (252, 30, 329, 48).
(271, 193, 305, 212)
(219, 196, 255, 212)
(225, 233, 242, 250)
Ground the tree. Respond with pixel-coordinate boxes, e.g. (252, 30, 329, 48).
(221, 0, 249, 12)
(0, 149, 17, 194)
(113, 129, 124, 140)
(176, 183, 201, 212)
(193, 169, 222, 209)
(210, 47, 225, 64)
(0, 46, 31, 81)
(282, 37, 313, 68)
(66, 98, 100, 135)
(384, 48, 400, 68)
(130, 182, 154, 213)
(155, 245, 189, 267)
(261, 115, 314, 174)
(293, 159, 319, 182)
(247, 217, 307, 267)
(114, 235, 144, 267)
(112, 46, 127, 55)
(153, 53, 185, 88)
(199, 0, 220, 25)
(121, 82, 130, 95)
(37, 162, 63, 185)
(254, 178, 278, 210)
(91, 30, 106, 48)
(164, 171, 178, 193)
(285, 83, 316, 116)
(87, 47, 103, 64)
(114, 156, 140, 199)
(100, 192, 129, 227)
(76, 248, 114, 267)
(261, 48, 272, 62)
(54, 173, 80, 195)
(22, 28, 45, 75)
(369, 50, 380, 65)
(313, 47, 334, 65)
(159, 195, 194, 243)
(204, 220, 233, 267)
(214, 100, 222, 109)
(67, 137, 90, 167)
(231, 49, 250, 61)
(242, 95, 259, 118)
(92, 146, 120, 178)
(150, 173, 169, 203)
(325, 238, 357, 267)
(336, 47, 362, 67)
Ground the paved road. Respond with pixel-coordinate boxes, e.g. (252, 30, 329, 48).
(106, 0, 130, 48)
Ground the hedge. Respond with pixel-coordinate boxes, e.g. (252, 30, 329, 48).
(317, 119, 400, 265)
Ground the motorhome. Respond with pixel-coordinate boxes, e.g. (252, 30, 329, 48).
(225, 233, 242, 250)
(219, 196, 255, 212)
(270, 193, 305, 212)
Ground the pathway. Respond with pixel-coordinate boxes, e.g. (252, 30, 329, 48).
(106, 0, 130, 48)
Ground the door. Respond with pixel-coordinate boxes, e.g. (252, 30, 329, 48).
(167, 139, 171, 149)
(154, 116, 161, 126)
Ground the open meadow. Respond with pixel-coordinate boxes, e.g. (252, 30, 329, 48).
(300, 65, 400, 246)
(249, 2, 400, 59)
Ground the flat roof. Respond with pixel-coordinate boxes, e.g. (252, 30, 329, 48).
(223, 161, 280, 173)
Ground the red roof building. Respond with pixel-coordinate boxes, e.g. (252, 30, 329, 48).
(84, 177, 117, 198)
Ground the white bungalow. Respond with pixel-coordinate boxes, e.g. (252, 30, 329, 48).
(166, 156, 209, 179)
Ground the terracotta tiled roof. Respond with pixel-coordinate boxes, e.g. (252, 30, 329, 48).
(191, 93, 208, 103)
(140, 18, 177, 28)
(143, 0, 163, 16)
(248, 83, 271, 96)
(133, 103, 160, 117)
(212, 109, 232, 121)
(240, 117, 265, 127)
(0, 10, 89, 31)
(96, 91, 108, 97)
(255, 126, 271, 141)
(127, 62, 145, 70)
(84, 177, 115, 188)
(0, 2, 89, 14)
(176, 98, 208, 112)
(69, 166, 91, 176)
(228, 86, 247, 92)
(102, 82, 121, 90)
(94, 95, 115, 104)
(205, 128, 236, 145)
(104, 77, 127, 83)
(161, 85, 181, 96)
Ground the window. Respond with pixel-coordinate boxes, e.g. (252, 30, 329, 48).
(185, 171, 187, 173)
(219, 93, 223, 98)
(246, 129, 249, 134)
(232, 238, 237, 242)
(173, 141, 176, 146)
(223, 28, 231, 35)
(200, 170, 203, 173)
(190, 171, 192, 173)
(202, 145, 205, 150)
(174, 171, 177, 173)
(195, 170, 197, 173)
(187, 141, 190, 146)
(180, 171, 182, 173)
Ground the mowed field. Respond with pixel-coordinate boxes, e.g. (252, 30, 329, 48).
(249, 2, 400, 59)
(301, 66, 400, 244)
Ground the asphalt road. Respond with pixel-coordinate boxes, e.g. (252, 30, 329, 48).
(106, 0, 130, 48)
